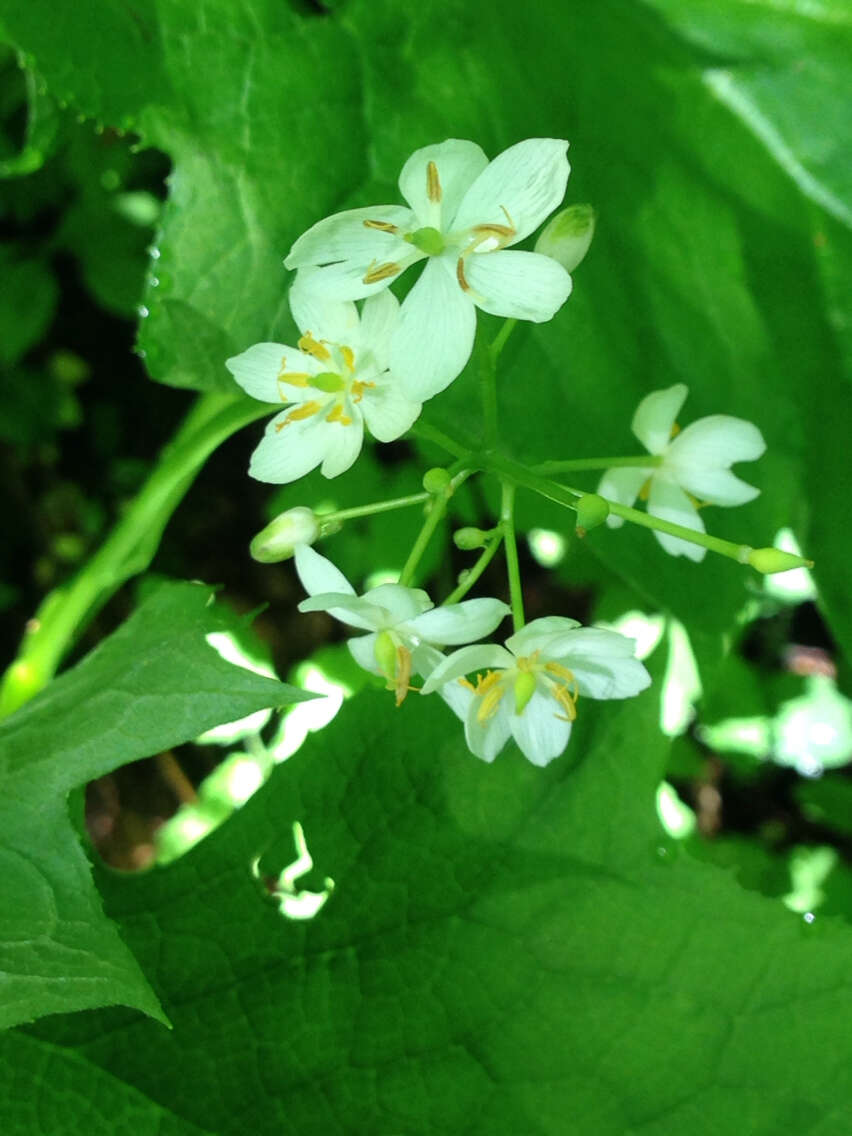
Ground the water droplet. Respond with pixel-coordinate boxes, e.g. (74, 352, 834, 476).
(804, 911, 815, 924)
(148, 276, 159, 288)
(148, 246, 161, 260)
(137, 305, 149, 319)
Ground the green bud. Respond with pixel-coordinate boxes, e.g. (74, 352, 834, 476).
(454, 526, 489, 550)
(574, 493, 609, 537)
(422, 467, 452, 494)
(513, 671, 537, 715)
(249, 507, 318, 563)
(373, 630, 397, 679)
(405, 226, 445, 256)
(310, 371, 345, 393)
(748, 547, 814, 575)
(534, 204, 596, 272)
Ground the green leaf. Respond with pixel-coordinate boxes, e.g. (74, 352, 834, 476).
(5, 683, 852, 1132)
(0, 251, 57, 365)
(0, 580, 313, 1030)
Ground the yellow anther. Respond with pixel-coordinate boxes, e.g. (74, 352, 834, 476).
(340, 345, 355, 371)
(542, 661, 579, 722)
(325, 403, 345, 423)
(297, 332, 331, 362)
(473, 670, 506, 723)
(277, 371, 311, 389)
(363, 219, 399, 233)
(351, 379, 375, 403)
(458, 677, 476, 692)
(393, 645, 414, 706)
(456, 256, 471, 292)
(426, 160, 442, 203)
(275, 400, 322, 430)
(638, 477, 652, 502)
(363, 261, 402, 285)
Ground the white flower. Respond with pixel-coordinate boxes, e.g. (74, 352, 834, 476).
(421, 616, 651, 766)
(225, 283, 420, 483)
(294, 546, 510, 703)
(598, 384, 766, 561)
(285, 138, 573, 401)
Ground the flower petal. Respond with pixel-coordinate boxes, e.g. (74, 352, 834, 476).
(674, 466, 760, 507)
(320, 416, 364, 479)
(407, 598, 510, 646)
(509, 688, 572, 766)
(290, 256, 418, 302)
(357, 289, 401, 367)
(463, 250, 572, 321)
(465, 690, 513, 762)
(570, 656, 651, 700)
(294, 545, 355, 597)
(298, 592, 382, 631)
(647, 475, 706, 561)
(289, 274, 360, 342)
(547, 626, 640, 661)
(226, 343, 320, 404)
(505, 616, 582, 658)
(248, 413, 331, 484)
(390, 257, 476, 400)
(361, 379, 421, 443)
(597, 466, 651, 529)
(285, 205, 415, 269)
(420, 644, 514, 695)
(363, 583, 432, 623)
(631, 384, 689, 455)
(399, 139, 489, 229)
(452, 138, 571, 244)
(666, 415, 766, 504)
(347, 632, 380, 674)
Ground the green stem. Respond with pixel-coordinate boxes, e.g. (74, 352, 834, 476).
(319, 490, 430, 526)
(490, 318, 517, 363)
(0, 390, 269, 719)
(443, 531, 504, 605)
(398, 470, 471, 588)
(500, 481, 524, 631)
(411, 421, 468, 460)
(536, 455, 663, 473)
(478, 335, 499, 448)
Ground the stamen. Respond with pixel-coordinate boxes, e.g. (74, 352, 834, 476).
(351, 379, 375, 403)
(638, 478, 652, 502)
(363, 219, 399, 233)
(473, 670, 507, 723)
(393, 645, 414, 706)
(426, 160, 442, 203)
(458, 677, 476, 692)
(297, 332, 331, 363)
(275, 400, 322, 430)
(456, 256, 471, 292)
(340, 345, 355, 372)
(363, 261, 402, 285)
(277, 372, 311, 389)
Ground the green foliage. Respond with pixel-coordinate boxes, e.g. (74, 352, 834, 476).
(0, 580, 312, 1030)
(0, 0, 851, 1130)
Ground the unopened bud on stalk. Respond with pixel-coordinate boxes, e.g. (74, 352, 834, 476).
(249, 507, 318, 563)
(534, 204, 596, 272)
(574, 493, 609, 537)
(422, 467, 452, 494)
(748, 546, 814, 575)
(454, 526, 489, 550)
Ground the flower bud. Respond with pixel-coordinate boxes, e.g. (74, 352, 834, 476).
(249, 507, 318, 563)
(574, 493, 609, 537)
(422, 467, 452, 494)
(535, 204, 596, 272)
(748, 547, 814, 575)
(454, 526, 489, 550)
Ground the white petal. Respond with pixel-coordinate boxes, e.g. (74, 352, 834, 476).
(509, 688, 572, 766)
(505, 617, 583, 658)
(463, 250, 572, 321)
(673, 466, 760, 507)
(289, 274, 360, 342)
(248, 413, 331, 484)
(411, 643, 447, 682)
(452, 138, 570, 244)
(226, 343, 319, 403)
(647, 476, 706, 561)
(320, 416, 364, 478)
(357, 289, 401, 366)
(420, 644, 514, 695)
(631, 384, 689, 455)
(406, 598, 510, 646)
(285, 205, 415, 269)
(570, 657, 651, 700)
(465, 690, 513, 762)
(347, 632, 380, 674)
(294, 545, 355, 597)
(363, 583, 432, 624)
(298, 592, 383, 631)
(399, 139, 489, 229)
(436, 671, 475, 720)
(549, 627, 640, 661)
(667, 415, 767, 472)
(361, 379, 421, 443)
(390, 258, 476, 400)
(291, 257, 417, 303)
(597, 466, 651, 529)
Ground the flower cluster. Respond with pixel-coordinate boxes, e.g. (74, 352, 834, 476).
(226, 135, 788, 767)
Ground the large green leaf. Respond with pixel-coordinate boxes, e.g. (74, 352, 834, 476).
(5, 681, 852, 1133)
(0, 580, 312, 1030)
